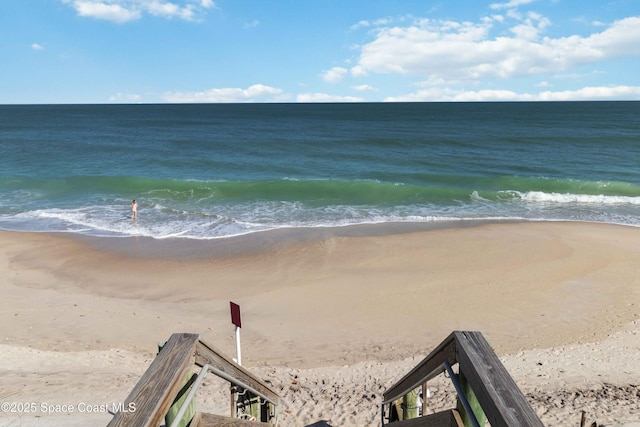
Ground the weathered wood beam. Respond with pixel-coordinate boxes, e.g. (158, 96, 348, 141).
(384, 332, 457, 404)
(454, 331, 544, 427)
(107, 333, 199, 427)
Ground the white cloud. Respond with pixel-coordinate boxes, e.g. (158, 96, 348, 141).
(109, 92, 142, 102)
(350, 65, 368, 77)
(386, 87, 524, 102)
(350, 16, 407, 31)
(350, 20, 370, 31)
(356, 18, 492, 76)
(587, 16, 640, 57)
(146, 1, 195, 20)
(353, 15, 640, 84)
(297, 93, 365, 102)
(164, 84, 289, 103)
(384, 85, 640, 102)
(62, 0, 141, 23)
(352, 84, 376, 92)
(537, 85, 640, 101)
(489, 0, 536, 11)
(321, 67, 348, 84)
(510, 12, 550, 40)
(31, 43, 45, 50)
(61, 0, 215, 23)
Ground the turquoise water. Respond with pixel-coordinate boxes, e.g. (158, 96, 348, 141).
(1, 102, 639, 239)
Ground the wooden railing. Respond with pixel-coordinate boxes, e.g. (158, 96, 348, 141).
(382, 331, 544, 427)
(107, 333, 280, 427)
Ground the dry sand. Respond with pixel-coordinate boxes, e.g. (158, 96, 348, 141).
(1, 222, 639, 426)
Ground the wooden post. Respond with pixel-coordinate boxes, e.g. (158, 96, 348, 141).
(164, 369, 196, 427)
(422, 382, 429, 416)
(230, 385, 237, 418)
(390, 399, 402, 421)
(249, 393, 260, 420)
(456, 370, 486, 427)
(261, 400, 271, 423)
(403, 389, 419, 420)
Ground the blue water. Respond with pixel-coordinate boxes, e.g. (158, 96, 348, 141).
(1, 102, 639, 239)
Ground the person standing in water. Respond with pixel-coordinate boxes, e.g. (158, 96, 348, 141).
(131, 199, 137, 220)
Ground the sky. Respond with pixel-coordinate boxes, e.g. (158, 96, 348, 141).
(1, 0, 639, 103)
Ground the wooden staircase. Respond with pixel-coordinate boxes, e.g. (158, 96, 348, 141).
(107, 333, 279, 427)
(382, 331, 544, 427)
(108, 331, 543, 426)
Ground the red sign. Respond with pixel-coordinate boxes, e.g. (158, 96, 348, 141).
(230, 301, 242, 328)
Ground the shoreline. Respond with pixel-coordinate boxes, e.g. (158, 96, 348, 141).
(5, 217, 635, 262)
(2, 221, 640, 425)
(70, 218, 508, 260)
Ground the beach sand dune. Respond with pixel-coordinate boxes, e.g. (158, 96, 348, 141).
(1, 222, 639, 426)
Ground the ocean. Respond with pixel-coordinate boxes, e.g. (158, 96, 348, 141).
(1, 102, 639, 240)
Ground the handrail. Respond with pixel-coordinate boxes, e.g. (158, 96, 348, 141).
(108, 333, 200, 427)
(107, 332, 279, 427)
(383, 331, 457, 405)
(444, 361, 481, 427)
(169, 363, 279, 427)
(194, 338, 280, 405)
(382, 331, 544, 427)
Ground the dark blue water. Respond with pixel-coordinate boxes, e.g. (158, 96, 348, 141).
(1, 102, 639, 238)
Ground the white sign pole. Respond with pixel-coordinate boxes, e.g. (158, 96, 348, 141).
(230, 301, 242, 365)
(229, 301, 243, 418)
(235, 325, 242, 366)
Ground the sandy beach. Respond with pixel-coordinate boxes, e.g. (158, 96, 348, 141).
(1, 221, 639, 426)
